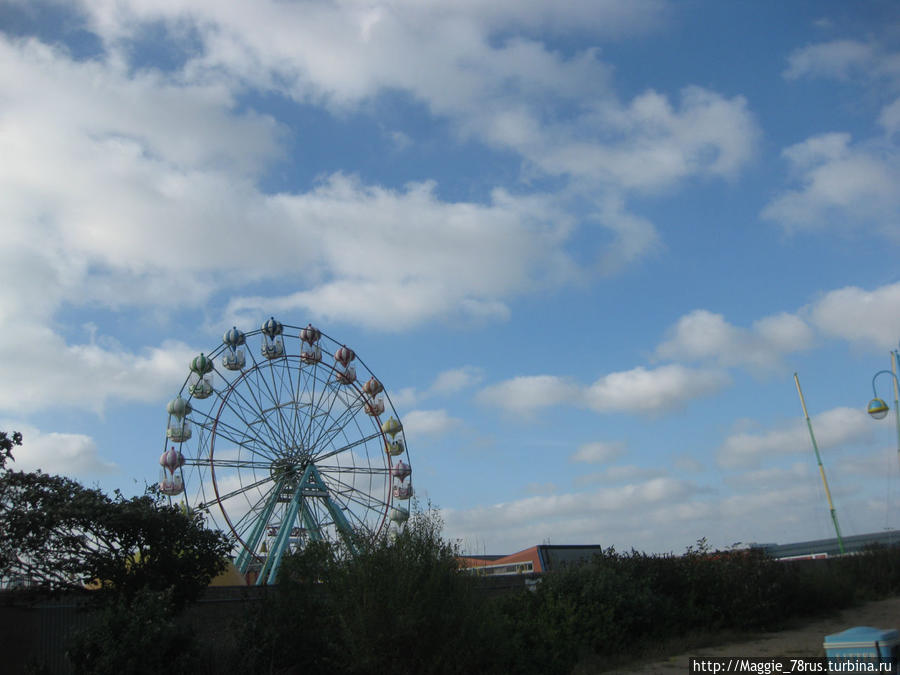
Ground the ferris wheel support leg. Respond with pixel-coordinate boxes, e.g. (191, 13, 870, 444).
(301, 501, 323, 541)
(258, 485, 305, 585)
(320, 496, 357, 556)
(236, 477, 286, 576)
(302, 463, 357, 555)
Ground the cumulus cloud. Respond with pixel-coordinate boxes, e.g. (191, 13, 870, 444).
(5, 424, 118, 476)
(443, 477, 853, 554)
(386, 367, 484, 410)
(761, 133, 900, 236)
(770, 38, 900, 237)
(784, 39, 900, 85)
(584, 364, 728, 414)
(477, 375, 582, 413)
(570, 441, 625, 464)
(717, 407, 872, 469)
(574, 464, 666, 486)
(0, 1, 761, 419)
(428, 367, 484, 396)
(402, 409, 462, 438)
(784, 40, 879, 81)
(656, 309, 814, 369)
(0, 32, 577, 414)
(443, 476, 702, 552)
(808, 282, 900, 349)
(478, 364, 728, 415)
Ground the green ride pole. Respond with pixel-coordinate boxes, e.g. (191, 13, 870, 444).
(891, 351, 900, 473)
(794, 373, 845, 555)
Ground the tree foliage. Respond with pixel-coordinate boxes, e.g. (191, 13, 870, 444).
(235, 504, 513, 674)
(0, 430, 22, 469)
(0, 433, 229, 604)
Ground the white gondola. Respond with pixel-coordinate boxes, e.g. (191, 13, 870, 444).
(390, 506, 409, 524)
(386, 439, 405, 456)
(393, 483, 413, 500)
(300, 345, 322, 364)
(222, 349, 245, 371)
(365, 397, 385, 416)
(261, 336, 285, 359)
(391, 460, 411, 482)
(159, 474, 184, 496)
(189, 378, 213, 399)
(166, 422, 192, 442)
(337, 365, 356, 385)
(363, 377, 383, 397)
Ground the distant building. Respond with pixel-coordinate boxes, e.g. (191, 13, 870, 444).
(459, 544, 606, 576)
(751, 528, 900, 560)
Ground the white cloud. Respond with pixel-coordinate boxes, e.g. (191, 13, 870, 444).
(0, 32, 583, 414)
(570, 441, 625, 464)
(575, 464, 666, 486)
(220, 177, 575, 331)
(478, 365, 728, 415)
(477, 375, 581, 413)
(402, 409, 462, 438)
(529, 87, 758, 192)
(584, 364, 728, 413)
(717, 407, 872, 469)
(73, 1, 753, 268)
(5, 424, 118, 476)
(784, 39, 900, 85)
(428, 367, 484, 396)
(656, 309, 814, 369)
(443, 476, 701, 551)
(809, 282, 900, 349)
(447, 476, 695, 531)
(0, 328, 194, 415)
(385, 367, 484, 411)
(881, 98, 900, 138)
(762, 133, 900, 236)
(722, 463, 812, 490)
(784, 40, 879, 81)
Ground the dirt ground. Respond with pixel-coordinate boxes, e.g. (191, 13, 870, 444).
(626, 596, 900, 673)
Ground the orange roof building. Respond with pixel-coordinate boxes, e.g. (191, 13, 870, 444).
(459, 544, 604, 576)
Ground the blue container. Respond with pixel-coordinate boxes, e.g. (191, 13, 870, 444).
(824, 626, 899, 673)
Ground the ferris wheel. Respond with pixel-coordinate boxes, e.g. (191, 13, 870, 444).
(157, 318, 412, 585)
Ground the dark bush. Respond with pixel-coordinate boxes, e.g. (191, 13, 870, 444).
(233, 507, 514, 675)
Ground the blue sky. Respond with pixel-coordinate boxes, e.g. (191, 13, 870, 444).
(2, 0, 900, 555)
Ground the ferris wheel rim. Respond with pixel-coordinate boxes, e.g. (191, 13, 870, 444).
(206, 355, 394, 561)
(162, 320, 409, 575)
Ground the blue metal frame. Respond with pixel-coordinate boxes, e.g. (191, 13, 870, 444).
(254, 463, 358, 584)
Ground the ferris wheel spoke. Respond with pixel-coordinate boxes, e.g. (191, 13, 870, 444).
(284, 360, 314, 456)
(308, 386, 369, 456)
(229, 485, 281, 540)
(317, 464, 390, 475)
(332, 480, 390, 515)
(190, 408, 279, 459)
(187, 458, 271, 470)
(234, 349, 294, 455)
(307, 364, 342, 444)
(217, 380, 286, 459)
(320, 468, 387, 506)
(305, 371, 351, 452)
(312, 430, 383, 463)
(205, 474, 277, 507)
(253, 357, 298, 456)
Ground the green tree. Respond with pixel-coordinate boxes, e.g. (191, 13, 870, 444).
(236, 504, 514, 674)
(0, 469, 229, 603)
(0, 430, 22, 469)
